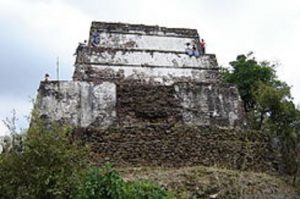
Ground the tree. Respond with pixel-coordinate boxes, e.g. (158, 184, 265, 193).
(0, 119, 91, 199)
(222, 53, 300, 182)
(222, 55, 278, 112)
(252, 81, 291, 129)
(0, 115, 173, 198)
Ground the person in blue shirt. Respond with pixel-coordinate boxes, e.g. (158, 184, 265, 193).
(185, 43, 194, 57)
(91, 31, 100, 46)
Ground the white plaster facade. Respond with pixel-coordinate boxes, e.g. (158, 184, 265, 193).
(37, 81, 116, 128)
(86, 51, 217, 69)
(86, 64, 219, 85)
(93, 32, 198, 51)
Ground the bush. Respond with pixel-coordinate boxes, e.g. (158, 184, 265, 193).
(0, 114, 173, 199)
(78, 163, 124, 199)
(124, 180, 171, 199)
(78, 163, 173, 199)
(0, 121, 90, 199)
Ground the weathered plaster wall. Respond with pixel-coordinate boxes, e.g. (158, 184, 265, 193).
(92, 32, 199, 51)
(36, 81, 245, 128)
(73, 64, 220, 85)
(91, 21, 199, 38)
(36, 81, 116, 128)
(72, 125, 282, 173)
(80, 50, 218, 69)
(175, 83, 245, 127)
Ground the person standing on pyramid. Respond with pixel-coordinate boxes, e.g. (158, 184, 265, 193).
(200, 38, 206, 55)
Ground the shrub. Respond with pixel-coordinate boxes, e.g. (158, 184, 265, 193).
(0, 121, 90, 199)
(124, 180, 172, 199)
(78, 163, 173, 199)
(0, 115, 172, 198)
(78, 163, 124, 199)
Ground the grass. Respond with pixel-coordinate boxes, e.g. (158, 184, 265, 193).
(118, 165, 300, 199)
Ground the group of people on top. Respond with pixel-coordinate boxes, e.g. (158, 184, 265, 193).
(185, 38, 206, 57)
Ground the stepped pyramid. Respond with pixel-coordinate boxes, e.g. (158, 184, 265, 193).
(34, 22, 282, 171)
(36, 22, 246, 128)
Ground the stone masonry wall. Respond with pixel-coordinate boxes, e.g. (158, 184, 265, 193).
(36, 80, 245, 128)
(116, 81, 182, 125)
(72, 124, 283, 173)
(36, 81, 117, 128)
(116, 81, 245, 127)
(90, 21, 199, 38)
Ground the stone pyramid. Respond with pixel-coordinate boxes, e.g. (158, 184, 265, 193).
(36, 21, 246, 128)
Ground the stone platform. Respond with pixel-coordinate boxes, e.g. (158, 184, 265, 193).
(36, 21, 246, 128)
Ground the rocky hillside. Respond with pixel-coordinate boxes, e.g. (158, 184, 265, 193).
(120, 166, 300, 199)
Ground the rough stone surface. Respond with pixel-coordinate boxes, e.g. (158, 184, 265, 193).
(72, 124, 283, 173)
(73, 64, 220, 85)
(115, 81, 245, 127)
(90, 21, 199, 38)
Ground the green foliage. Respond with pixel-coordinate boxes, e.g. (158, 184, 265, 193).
(0, 111, 173, 199)
(252, 82, 292, 129)
(222, 53, 300, 181)
(221, 54, 297, 130)
(78, 163, 124, 199)
(78, 163, 173, 199)
(124, 180, 171, 199)
(222, 54, 278, 112)
(0, 120, 90, 199)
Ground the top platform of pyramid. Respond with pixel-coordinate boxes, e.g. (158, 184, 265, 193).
(73, 21, 219, 84)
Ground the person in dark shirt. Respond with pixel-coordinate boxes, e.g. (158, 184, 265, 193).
(74, 40, 87, 55)
(44, 73, 49, 82)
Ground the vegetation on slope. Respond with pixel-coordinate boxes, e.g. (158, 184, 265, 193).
(0, 53, 299, 198)
(120, 166, 300, 199)
(0, 119, 172, 199)
(221, 53, 300, 182)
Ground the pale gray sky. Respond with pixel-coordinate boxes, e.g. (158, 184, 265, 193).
(1, 0, 300, 135)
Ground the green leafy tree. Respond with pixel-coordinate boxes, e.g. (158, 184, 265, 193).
(222, 55, 278, 112)
(222, 53, 300, 182)
(252, 82, 291, 129)
(0, 111, 173, 198)
(0, 119, 90, 199)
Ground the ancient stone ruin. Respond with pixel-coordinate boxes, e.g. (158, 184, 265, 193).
(34, 22, 284, 172)
(36, 21, 246, 128)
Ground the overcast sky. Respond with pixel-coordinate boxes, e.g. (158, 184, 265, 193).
(1, 0, 300, 135)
